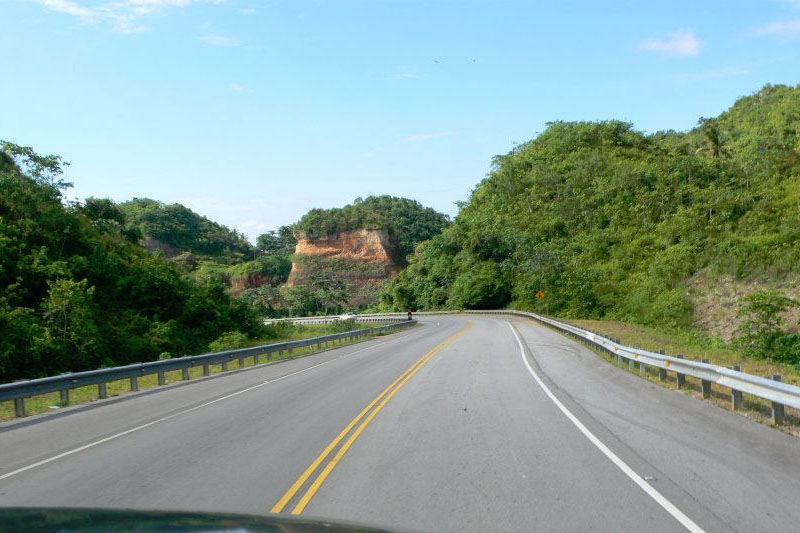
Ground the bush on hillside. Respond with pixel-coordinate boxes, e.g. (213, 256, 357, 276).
(735, 290, 800, 363)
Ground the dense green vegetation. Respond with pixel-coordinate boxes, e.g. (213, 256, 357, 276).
(295, 195, 450, 258)
(120, 197, 296, 306)
(256, 225, 297, 256)
(0, 143, 269, 382)
(119, 198, 253, 262)
(736, 290, 800, 364)
(382, 84, 800, 363)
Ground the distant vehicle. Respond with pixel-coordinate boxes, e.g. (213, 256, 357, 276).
(339, 313, 356, 321)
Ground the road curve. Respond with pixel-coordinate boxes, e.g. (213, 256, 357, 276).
(1, 315, 799, 532)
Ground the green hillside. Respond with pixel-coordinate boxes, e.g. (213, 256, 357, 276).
(382, 84, 800, 361)
(0, 143, 268, 382)
(120, 198, 253, 262)
(295, 195, 451, 258)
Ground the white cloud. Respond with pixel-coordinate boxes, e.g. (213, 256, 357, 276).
(34, 0, 225, 33)
(386, 72, 419, 80)
(402, 132, 454, 143)
(229, 82, 243, 93)
(202, 33, 239, 46)
(639, 29, 702, 57)
(755, 18, 800, 36)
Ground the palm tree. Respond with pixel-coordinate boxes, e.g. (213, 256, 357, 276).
(696, 118, 730, 160)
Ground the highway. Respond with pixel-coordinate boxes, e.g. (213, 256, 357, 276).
(1, 315, 799, 532)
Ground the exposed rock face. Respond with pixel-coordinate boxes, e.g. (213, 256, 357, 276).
(231, 274, 276, 293)
(690, 271, 800, 342)
(288, 228, 404, 306)
(140, 238, 179, 258)
(292, 228, 402, 266)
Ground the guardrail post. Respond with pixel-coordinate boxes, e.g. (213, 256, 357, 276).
(98, 382, 108, 399)
(676, 355, 686, 388)
(60, 388, 70, 406)
(203, 363, 210, 376)
(731, 365, 742, 410)
(628, 357, 634, 371)
(238, 355, 245, 368)
(772, 375, 785, 425)
(701, 360, 711, 398)
(130, 376, 139, 392)
(658, 350, 667, 381)
(158, 371, 166, 386)
(221, 361, 228, 372)
(14, 397, 25, 417)
(253, 353, 259, 365)
(182, 367, 190, 380)
(639, 359, 646, 377)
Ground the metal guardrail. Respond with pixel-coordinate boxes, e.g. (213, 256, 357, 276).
(264, 313, 458, 325)
(275, 310, 800, 419)
(1, 320, 416, 418)
(465, 310, 800, 422)
(265, 316, 406, 325)
(289, 310, 800, 421)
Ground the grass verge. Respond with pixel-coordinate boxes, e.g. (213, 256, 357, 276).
(568, 319, 799, 436)
(0, 321, 397, 422)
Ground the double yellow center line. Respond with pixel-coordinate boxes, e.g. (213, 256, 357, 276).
(270, 321, 471, 515)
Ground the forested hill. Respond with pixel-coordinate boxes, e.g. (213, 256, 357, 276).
(295, 195, 451, 258)
(119, 198, 253, 262)
(0, 144, 267, 382)
(276, 196, 451, 315)
(382, 84, 800, 333)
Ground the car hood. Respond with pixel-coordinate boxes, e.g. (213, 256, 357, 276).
(0, 508, 417, 533)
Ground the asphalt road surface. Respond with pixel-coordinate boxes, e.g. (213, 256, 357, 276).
(2, 315, 799, 532)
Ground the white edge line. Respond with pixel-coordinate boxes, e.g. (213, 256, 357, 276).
(507, 322, 705, 533)
(0, 330, 418, 482)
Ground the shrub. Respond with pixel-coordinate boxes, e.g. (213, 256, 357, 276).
(208, 331, 249, 352)
(735, 289, 800, 362)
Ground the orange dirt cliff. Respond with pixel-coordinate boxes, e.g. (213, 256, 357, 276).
(287, 228, 404, 305)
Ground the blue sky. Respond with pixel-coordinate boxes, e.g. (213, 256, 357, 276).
(3, 0, 799, 241)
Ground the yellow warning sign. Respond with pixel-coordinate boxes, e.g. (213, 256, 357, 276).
(535, 290, 545, 300)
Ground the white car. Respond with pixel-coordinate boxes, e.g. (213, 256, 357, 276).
(339, 313, 356, 321)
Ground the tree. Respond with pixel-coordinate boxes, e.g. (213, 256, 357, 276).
(310, 273, 349, 315)
(283, 286, 321, 317)
(256, 225, 297, 255)
(239, 285, 284, 315)
(81, 197, 127, 225)
(696, 118, 730, 160)
(41, 278, 98, 371)
(1, 141, 72, 190)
